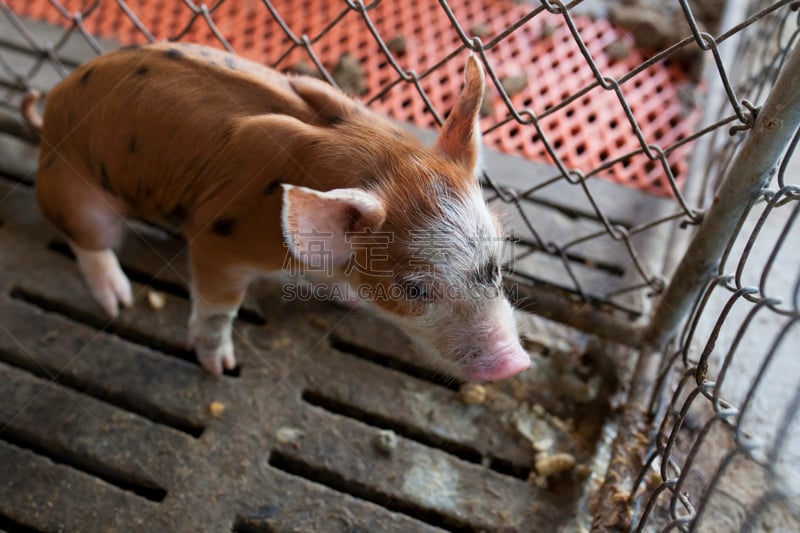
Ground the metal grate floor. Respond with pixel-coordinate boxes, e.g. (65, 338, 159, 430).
(0, 11, 638, 531)
(0, 178, 616, 531)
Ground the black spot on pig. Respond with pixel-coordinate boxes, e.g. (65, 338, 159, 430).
(211, 217, 236, 236)
(80, 67, 94, 86)
(222, 122, 238, 141)
(165, 204, 188, 226)
(263, 179, 282, 196)
(164, 48, 182, 60)
(326, 114, 344, 126)
(99, 164, 113, 193)
(120, 188, 137, 205)
(135, 65, 149, 76)
(186, 156, 199, 172)
(128, 135, 137, 154)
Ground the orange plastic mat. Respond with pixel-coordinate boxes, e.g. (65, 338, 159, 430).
(9, 0, 699, 196)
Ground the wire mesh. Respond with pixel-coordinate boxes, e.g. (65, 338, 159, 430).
(0, 2, 798, 529)
(623, 4, 800, 530)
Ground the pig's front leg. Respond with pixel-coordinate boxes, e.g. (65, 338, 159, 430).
(188, 249, 251, 375)
(188, 298, 239, 375)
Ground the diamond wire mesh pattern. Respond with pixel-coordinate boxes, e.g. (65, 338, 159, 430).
(624, 4, 800, 530)
(1, 2, 800, 530)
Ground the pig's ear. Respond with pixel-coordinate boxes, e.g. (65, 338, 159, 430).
(282, 184, 386, 267)
(435, 55, 485, 170)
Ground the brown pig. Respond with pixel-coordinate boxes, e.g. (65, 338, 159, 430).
(23, 42, 530, 381)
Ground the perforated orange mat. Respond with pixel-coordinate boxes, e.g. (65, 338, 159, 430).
(10, 0, 700, 196)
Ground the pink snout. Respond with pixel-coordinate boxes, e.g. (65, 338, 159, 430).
(463, 340, 531, 382)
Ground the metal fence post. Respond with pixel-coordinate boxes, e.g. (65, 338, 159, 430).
(645, 42, 800, 349)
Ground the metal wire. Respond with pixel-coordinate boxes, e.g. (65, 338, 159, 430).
(625, 3, 800, 530)
(0, 1, 798, 530)
(0, 0, 790, 323)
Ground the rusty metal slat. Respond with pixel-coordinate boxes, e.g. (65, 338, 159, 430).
(304, 346, 537, 470)
(0, 440, 157, 532)
(273, 402, 556, 531)
(237, 469, 448, 533)
(12, 249, 194, 357)
(0, 361, 193, 491)
(329, 310, 463, 384)
(0, 298, 224, 431)
(12, 247, 263, 375)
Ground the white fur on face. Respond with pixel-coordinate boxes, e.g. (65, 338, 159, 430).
(395, 183, 504, 294)
(388, 181, 515, 369)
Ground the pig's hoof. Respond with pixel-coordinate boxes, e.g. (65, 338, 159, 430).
(73, 247, 133, 317)
(197, 344, 237, 375)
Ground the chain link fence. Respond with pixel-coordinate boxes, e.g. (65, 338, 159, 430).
(614, 3, 800, 531)
(0, 0, 797, 531)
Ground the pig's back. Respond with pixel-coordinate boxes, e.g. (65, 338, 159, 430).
(44, 42, 320, 133)
(39, 42, 323, 220)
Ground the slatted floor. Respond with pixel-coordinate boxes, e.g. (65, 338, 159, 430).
(0, 173, 621, 531)
(0, 12, 661, 532)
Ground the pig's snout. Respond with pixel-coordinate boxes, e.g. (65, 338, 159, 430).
(462, 338, 531, 382)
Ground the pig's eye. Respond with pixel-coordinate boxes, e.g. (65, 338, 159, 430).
(473, 257, 500, 286)
(400, 279, 432, 302)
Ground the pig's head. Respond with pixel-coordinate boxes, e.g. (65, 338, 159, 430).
(282, 56, 530, 381)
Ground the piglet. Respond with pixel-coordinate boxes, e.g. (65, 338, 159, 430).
(23, 42, 530, 381)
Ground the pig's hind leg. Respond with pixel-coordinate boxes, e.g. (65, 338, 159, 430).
(37, 162, 133, 317)
(73, 246, 133, 317)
